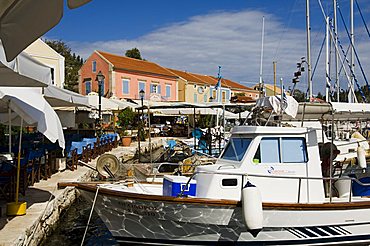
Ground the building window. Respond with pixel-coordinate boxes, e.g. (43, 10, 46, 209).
(212, 89, 217, 100)
(51, 68, 55, 85)
(193, 93, 197, 103)
(151, 83, 161, 94)
(85, 80, 91, 95)
(139, 81, 146, 97)
(222, 91, 226, 102)
(92, 60, 97, 72)
(122, 79, 130, 94)
(165, 85, 171, 98)
(203, 94, 208, 102)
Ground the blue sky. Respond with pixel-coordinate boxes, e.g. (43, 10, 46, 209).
(46, 0, 370, 95)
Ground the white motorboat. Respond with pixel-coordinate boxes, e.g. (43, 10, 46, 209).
(61, 125, 370, 245)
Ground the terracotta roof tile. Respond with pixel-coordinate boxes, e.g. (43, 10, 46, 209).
(97, 51, 177, 78)
(189, 73, 218, 86)
(167, 68, 207, 85)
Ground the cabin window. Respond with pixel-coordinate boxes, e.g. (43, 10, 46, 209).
(259, 138, 280, 163)
(253, 137, 308, 164)
(221, 138, 252, 161)
(281, 137, 308, 163)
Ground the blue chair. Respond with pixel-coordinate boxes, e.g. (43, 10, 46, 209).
(0, 161, 15, 201)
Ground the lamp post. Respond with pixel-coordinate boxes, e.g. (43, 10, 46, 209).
(96, 71, 105, 135)
(138, 89, 145, 162)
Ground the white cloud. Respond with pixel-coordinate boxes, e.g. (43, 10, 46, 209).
(63, 9, 370, 95)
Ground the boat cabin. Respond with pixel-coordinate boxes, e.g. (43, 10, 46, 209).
(195, 126, 325, 203)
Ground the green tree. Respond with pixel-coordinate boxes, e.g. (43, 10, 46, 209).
(125, 48, 143, 60)
(292, 89, 306, 102)
(317, 92, 324, 100)
(45, 39, 83, 92)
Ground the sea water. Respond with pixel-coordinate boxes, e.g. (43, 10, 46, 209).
(43, 197, 118, 245)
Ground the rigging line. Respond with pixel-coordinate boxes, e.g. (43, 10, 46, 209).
(317, 0, 363, 102)
(81, 186, 100, 246)
(355, 0, 370, 41)
(312, 33, 326, 81)
(330, 18, 366, 102)
(338, 44, 350, 76)
(337, 3, 370, 90)
(272, 0, 299, 61)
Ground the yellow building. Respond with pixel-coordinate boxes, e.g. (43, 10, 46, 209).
(253, 83, 290, 97)
(168, 68, 212, 103)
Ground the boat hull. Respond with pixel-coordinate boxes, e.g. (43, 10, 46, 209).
(78, 187, 370, 245)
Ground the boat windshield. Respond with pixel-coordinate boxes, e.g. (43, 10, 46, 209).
(221, 137, 252, 161)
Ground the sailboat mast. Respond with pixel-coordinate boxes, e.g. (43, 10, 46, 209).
(349, 0, 355, 103)
(326, 16, 330, 102)
(306, 0, 313, 101)
(259, 16, 265, 97)
(333, 0, 340, 102)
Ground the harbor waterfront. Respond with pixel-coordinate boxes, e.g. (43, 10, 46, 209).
(3, 0, 370, 245)
(0, 138, 163, 246)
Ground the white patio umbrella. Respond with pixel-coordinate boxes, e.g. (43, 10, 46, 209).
(87, 92, 122, 111)
(110, 98, 138, 110)
(0, 87, 65, 149)
(0, 42, 51, 87)
(0, 87, 64, 212)
(44, 85, 90, 107)
(0, 0, 91, 62)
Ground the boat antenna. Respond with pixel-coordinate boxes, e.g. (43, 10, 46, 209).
(259, 16, 265, 98)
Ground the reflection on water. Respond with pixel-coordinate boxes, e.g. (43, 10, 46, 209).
(43, 197, 118, 246)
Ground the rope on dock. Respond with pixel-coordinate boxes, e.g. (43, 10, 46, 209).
(81, 186, 100, 246)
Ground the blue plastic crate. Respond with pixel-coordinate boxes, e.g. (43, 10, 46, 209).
(163, 175, 196, 197)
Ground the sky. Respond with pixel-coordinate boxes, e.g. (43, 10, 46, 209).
(46, 0, 370, 95)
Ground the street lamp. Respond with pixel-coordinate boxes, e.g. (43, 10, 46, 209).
(96, 71, 105, 134)
(138, 89, 145, 162)
(139, 89, 145, 106)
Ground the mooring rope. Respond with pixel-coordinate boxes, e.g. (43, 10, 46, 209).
(81, 186, 100, 246)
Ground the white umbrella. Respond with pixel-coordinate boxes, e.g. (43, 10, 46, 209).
(0, 0, 91, 62)
(87, 92, 122, 111)
(44, 85, 89, 107)
(110, 98, 138, 110)
(0, 42, 51, 87)
(0, 87, 65, 149)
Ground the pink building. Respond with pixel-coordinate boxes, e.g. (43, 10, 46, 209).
(79, 51, 178, 101)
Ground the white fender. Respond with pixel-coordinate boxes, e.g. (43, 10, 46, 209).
(357, 145, 367, 170)
(242, 181, 263, 237)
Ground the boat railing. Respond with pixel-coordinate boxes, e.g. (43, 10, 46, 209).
(181, 170, 370, 203)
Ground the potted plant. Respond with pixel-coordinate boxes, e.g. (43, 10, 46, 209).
(117, 107, 136, 146)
